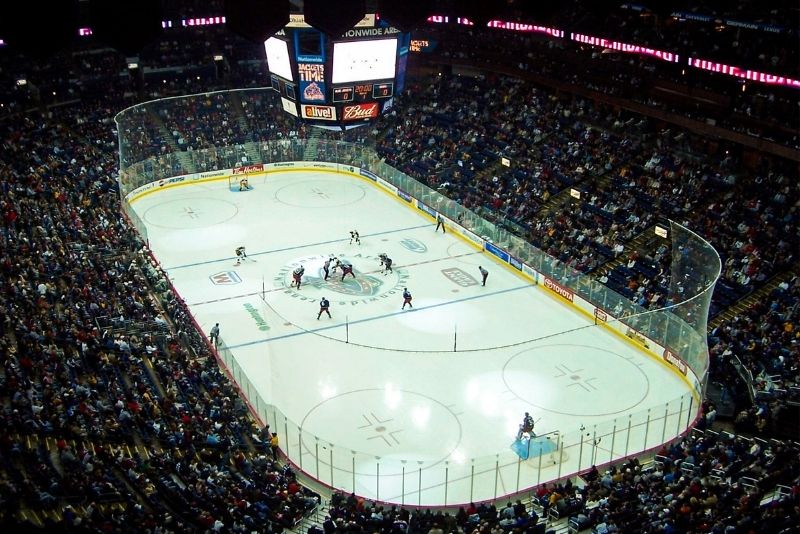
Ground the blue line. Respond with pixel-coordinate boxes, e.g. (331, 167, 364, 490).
(227, 283, 533, 349)
(163, 223, 431, 270)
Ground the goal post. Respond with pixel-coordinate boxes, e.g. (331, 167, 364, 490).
(228, 171, 261, 192)
(229, 163, 266, 192)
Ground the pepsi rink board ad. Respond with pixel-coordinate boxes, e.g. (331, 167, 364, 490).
(265, 14, 410, 128)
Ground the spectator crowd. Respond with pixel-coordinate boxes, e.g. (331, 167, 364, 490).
(1, 2, 798, 531)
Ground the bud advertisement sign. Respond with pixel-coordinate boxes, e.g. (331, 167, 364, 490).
(342, 103, 380, 121)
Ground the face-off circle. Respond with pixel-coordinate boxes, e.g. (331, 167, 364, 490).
(274, 179, 366, 208)
(502, 344, 650, 417)
(143, 197, 238, 229)
(299, 388, 463, 473)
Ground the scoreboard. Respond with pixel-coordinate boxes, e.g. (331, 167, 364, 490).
(265, 14, 410, 129)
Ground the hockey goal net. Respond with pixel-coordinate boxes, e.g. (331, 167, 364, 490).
(228, 164, 264, 191)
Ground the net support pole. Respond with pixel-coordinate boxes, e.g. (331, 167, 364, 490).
(453, 323, 457, 352)
(346, 316, 349, 344)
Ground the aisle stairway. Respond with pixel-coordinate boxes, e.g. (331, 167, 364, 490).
(593, 224, 658, 273)
(709, 264, 798, 329)
(228, 91, 263, 164)
(303, 128, 324, 160)
(145, 108, 197, 173)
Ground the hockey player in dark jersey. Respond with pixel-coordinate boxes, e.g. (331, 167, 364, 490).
(291, 265, 305, 289)
(517, 412, 535, 439)
(234, 246, 247, 266)
(379, 253, 393, 275)
(340, 261, 355, 280)
(317, 297, 331, 319)
(349, 230, 361, 245)
(402, 288, 413, 309)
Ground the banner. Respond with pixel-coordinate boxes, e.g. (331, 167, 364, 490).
(570, 33, 679, 63)
(522, 263, 537, 281)
(126, 181, 157, 199)
(687, 58, 800, 88)
(199, 170, 226, 178)
(459, 228, 484, 248)
(232, 164, 264, 175)
(157, 176, 185, 186)
(416, 201, 437, 218)
(485, 242, 510, 263)
(301, 105, 337, 120)
(343, 103, 380, 121)
(663, 349, 688, 375)
(594, 308, 608, 323)
(543, 277, 574, 302)
(487, 21, 564, 37)
(359, 169, 379, 181)
(377, 177, 397, 193)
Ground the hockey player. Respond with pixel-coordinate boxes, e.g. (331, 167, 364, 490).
(234, 246, 247, 265)
(340, 261, 355, 281)
(317, 297, 331, 319)
(479, 265, 488, 286)
(379, 253, 393, 275)
(401, 288, 413, 309)
(349, 230, 361, 245)
(517, 412, 535, 440)
(291, 265, 305, 289)
(329, 255, 341, 275)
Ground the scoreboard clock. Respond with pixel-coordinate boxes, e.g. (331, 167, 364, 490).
(353, 83, 373, 101)
(264, 14, 410, 129)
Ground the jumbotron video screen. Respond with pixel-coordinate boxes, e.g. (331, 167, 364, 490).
(265, 14, 410, 129)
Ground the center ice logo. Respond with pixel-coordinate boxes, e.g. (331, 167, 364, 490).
(318, 271, 384, 297)
(274, 254, 409, 306)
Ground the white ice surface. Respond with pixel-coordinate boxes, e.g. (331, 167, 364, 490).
(132, 170, 695, 504)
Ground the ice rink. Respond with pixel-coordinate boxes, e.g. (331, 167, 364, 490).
(131, 169, 697, 505)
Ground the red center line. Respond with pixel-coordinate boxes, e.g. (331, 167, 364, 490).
(187, 251, 482, 306)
